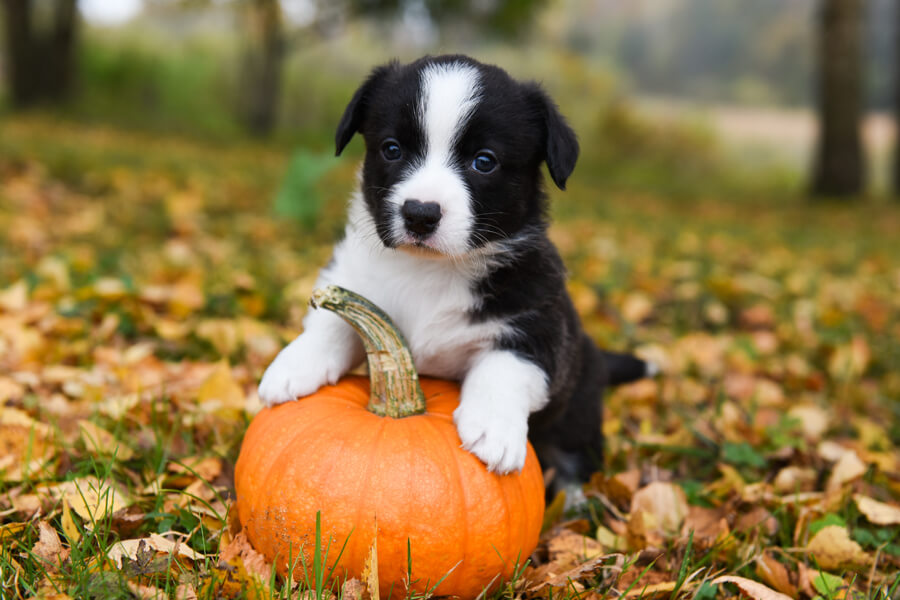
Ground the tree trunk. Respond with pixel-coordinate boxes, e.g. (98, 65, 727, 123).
(1, 0, 78, 107)
(811, 0, 865, 198)
(240, 0, 284, 137)
(894, 0, 900, 197)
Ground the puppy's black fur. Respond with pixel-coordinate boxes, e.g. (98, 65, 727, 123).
(335, 55, 649, 491)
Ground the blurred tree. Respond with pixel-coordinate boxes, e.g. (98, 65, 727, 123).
(811, 0, 865, 198)
(1, 0, 78, 107)
(146, 0, 543, 136)
(240, 0, 283, 136)
(895, 0, 900, 196)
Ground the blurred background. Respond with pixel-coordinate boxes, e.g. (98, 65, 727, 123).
(1, 0, 898, 204)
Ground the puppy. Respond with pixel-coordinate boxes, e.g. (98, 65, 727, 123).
(258, 55, 652, 491)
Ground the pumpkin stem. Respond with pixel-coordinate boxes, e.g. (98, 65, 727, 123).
(310, 285, 426, 418)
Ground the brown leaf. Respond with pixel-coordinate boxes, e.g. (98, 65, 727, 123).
(341, 579, 366, 600)
(219, 531, 272, 582)
(712, 576, 793, 600)
(32, 521, 69, 571)
(755, 552, 797, 598)
(107, 534, 204, 568)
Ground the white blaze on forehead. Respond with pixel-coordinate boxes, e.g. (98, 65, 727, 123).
(419, 62, 482, 163)
(387, 61, 482, 256)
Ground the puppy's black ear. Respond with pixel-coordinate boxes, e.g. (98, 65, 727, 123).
(529, 85, 579, 190)
(335, 64, 393, 156)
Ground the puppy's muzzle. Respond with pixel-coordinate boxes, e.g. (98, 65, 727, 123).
(401, 199, 442, 237)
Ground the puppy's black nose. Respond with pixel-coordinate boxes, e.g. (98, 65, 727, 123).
(401, 199, 441, 236)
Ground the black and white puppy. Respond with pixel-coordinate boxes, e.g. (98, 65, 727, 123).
(258, 55, 652, 489)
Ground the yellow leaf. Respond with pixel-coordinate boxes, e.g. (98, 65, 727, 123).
(196, 360, 245, 416)
(0, 407, 54, 481)
(362, 535, 379, 600)
(78, 420, 135, 461)
(61, 498, 81, 543)
(197, 319, 242, 357)
(712, 576, 793, 600)
(65, 477, 130, 523)
(0, 279, 28, 312)
(853, 494, 900, 526)
(805, 525, 870, 571)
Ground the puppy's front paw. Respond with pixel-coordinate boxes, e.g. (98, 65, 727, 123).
(257, 340, 343, 407)
(453, 400, 529, 475)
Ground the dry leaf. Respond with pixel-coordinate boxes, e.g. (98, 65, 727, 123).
(786, 404, 829, 441)
(805, 525, 870, 571)
(196, 360, 245, 417)
(622, 581, 678, 598)
(219, 531, 273, 581)
(108, 534, 204, 568)
(32, 521, 69, 571)
(826, 450, 867, 492)
(61, 498, 81, 543)
(0, 407, 54, 481)
(755, 552, 797, 598)
(78, 419, 135, 461)
(362, 535, 379, 600)
(630, 481, 688, 536)
(65, 477, 130, 522)
(853, 494, 900, 526)
(712, 576, 793, 600)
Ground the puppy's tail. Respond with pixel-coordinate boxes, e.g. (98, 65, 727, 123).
(602, 350, 658, 386)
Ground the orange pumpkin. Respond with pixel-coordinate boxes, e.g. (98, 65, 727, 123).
(234, 286, 544, 599)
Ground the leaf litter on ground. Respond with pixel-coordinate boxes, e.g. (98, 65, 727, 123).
(1, 118, 899, 598)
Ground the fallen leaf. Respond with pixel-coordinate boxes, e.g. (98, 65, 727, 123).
(773, 466, 817, 494)
(630, 481, 688, 537)
(32, 521, 69, 572)
(195, 360, 245, 417)
(786, 404, 829, 441)
(219, 530, 272, 581)
(107, 534, 204, 568)
(78, 419, 135, 460)
(712, 575, 793, 600)
(826, 450, 867, 492)
(622, 580, 678, 598)
(0, 407, 54, 481)
(65, 477, 130, 522)
(362, 535, 379, 600)
(61, 498, 81, 543)
(755, 552, 797, 598)
(853, 494, 900, 526)
(805, 525, 870, 571)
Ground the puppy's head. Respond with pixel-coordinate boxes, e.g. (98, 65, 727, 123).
(336, 55, 578, 257)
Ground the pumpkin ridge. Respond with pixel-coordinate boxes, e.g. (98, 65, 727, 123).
(428, 412, 470, 594)
(350, 414, 389, 578)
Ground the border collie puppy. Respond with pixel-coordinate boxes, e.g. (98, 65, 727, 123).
(258, 55, 652, 489)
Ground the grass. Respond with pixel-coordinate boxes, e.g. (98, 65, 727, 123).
(0, 106, 899, 599)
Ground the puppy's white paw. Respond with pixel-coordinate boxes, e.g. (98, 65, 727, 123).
(453, 399, 529, 474)
(257, 340, 344, 407)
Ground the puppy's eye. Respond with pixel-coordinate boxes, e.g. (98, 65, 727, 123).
(381, 139, 402, 161)
(472, 151, 498, 174)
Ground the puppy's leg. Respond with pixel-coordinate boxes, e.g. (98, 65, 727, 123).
(257, 308, 364, 406)
(453, 350, 549, 474)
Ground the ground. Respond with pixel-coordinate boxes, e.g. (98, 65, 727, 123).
(1, 114, 899, 599)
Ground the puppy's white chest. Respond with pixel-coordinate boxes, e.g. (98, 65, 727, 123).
(322, 230, 504, 380)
